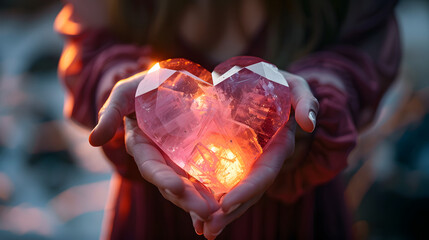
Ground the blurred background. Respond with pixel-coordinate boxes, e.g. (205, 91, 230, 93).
(0, 0, 428, 239)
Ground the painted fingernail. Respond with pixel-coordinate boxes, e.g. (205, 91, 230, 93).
(190, 211, 204, 222)
(195, 228, 203, 236)
(309, 111, 316, 131)
(225, 203, 241, 214)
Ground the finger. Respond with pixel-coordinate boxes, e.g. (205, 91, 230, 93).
(191, 179, 221, 213)
(89, 72, 146, 146)
(204, 218, 225, 240)
(282, 71, 319, 132)
(190, 212, 204, 235)
(203, 196, 260, 240)
(124, 117, 185, 195)
(221, 118, 296, 213)
(159, 179, 217, 220)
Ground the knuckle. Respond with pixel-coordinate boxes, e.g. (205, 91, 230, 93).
(261, 165, 278, 183)
(296, 94, 319, 110)
(294, 75, 307, 84)
(115, 79, 128, 89)
(110, 103, 123, 117)
(245, 175, 267, 193)
(292, 75, 308, 86)
(294, 94, 310, 107)
(111, 79, 129, 94)
(309, 96, 318, 105)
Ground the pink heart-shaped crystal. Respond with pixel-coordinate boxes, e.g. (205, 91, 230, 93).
(135, 56, 291, 195)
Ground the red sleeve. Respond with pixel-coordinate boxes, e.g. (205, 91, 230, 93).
(268, 0, 401, 203)
(56, 4, 152, 180)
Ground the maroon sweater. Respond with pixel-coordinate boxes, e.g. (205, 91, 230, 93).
(56, 0, 400, 239)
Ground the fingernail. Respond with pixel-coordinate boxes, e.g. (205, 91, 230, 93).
(195, 228, 203, 235)
(308, 111, 316, 130)
(190, 211, 204, 222)
(225, 203, 241, 214)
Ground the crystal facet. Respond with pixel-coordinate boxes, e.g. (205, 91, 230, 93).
(135, 57, 291, 195)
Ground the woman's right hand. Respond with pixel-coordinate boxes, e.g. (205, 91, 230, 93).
(89, 72, 220, 221)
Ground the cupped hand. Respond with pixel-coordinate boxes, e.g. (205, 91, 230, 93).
(196, 71, 319, 239)
(124, 115, 220, 220)
(88, 67, 318, 239)
(89, 72, 219, 220)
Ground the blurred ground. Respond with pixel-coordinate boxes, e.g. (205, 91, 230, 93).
(0, 0, 428, 239)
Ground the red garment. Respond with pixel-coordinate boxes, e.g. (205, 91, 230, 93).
(56, 0, 400, 239)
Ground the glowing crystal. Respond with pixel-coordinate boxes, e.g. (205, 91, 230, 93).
(135, 57, 291, 195)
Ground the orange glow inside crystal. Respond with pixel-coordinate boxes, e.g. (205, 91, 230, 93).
(184, 123, 262, 195)
(188, 138, 245, 192)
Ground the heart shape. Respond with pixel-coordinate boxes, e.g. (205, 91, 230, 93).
(135, 56, 291, 195)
